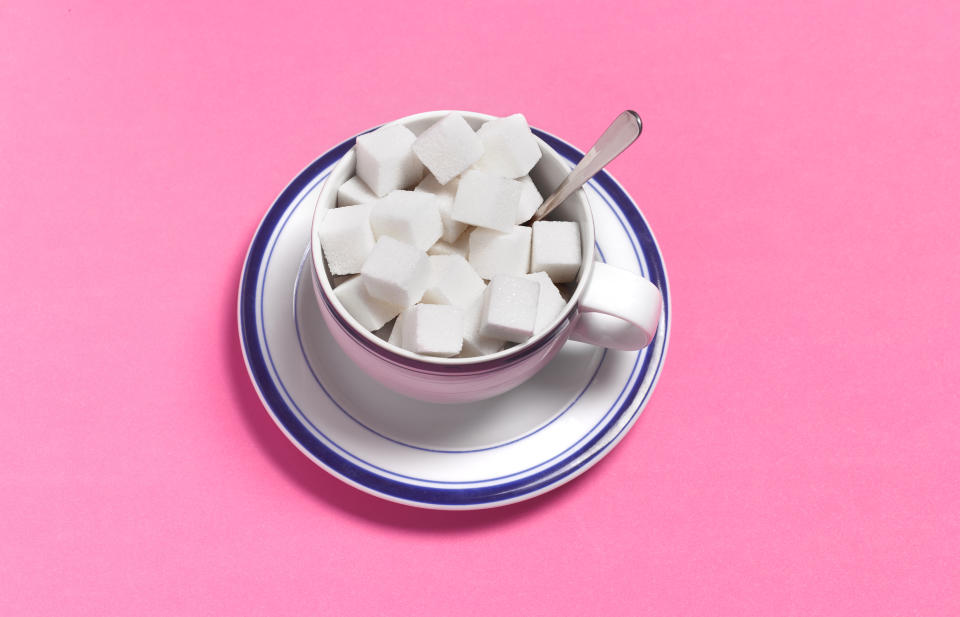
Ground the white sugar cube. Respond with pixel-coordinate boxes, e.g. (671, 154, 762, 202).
(334, 275, 402, 331)
(531, 220, 582, 283)
(525, 271, 567, 334)
(337, 176, 377, 207)
(515, 175, 544, 224)
(412, 113, 484, 185)
(473, 113, 542, 178)
(479, 274, 539, 343)
(468, 226, 531, 279)
(317, 203, 376, 275)
(427, 228, 472, 259)
(400, 304, 463, 357)
(422, 254, 486, 309)
(416, 174, 467, 242)
(459, 297, 505, 357)
(355, 124, 425, 197)
(361, 236, 431, 307)
(451, 169, 522, 232)
(369, 190, 443, 250)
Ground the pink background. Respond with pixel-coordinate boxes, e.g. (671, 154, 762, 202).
(2, 1, 959, 614)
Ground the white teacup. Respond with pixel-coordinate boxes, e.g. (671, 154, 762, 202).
(310, 110, 661, 403)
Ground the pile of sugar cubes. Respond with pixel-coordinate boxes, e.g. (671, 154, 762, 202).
(318, 112, 582, 358)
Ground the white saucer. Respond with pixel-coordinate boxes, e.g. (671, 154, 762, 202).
(238, 129, 671, 510)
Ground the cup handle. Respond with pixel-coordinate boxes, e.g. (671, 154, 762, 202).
(569, 262, 662, 351)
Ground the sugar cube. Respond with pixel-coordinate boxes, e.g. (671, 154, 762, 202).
(451, 169, 522, 232)
(319, 113, 583, 360)
(361, 236, 431, 307)
(531, 220, 582, 283)
(479, 274, 540, 343)
(369, 190, 443, 251)
(334, 275, 403, 331)
(427, 228, 472, 259)
(416, 174, 467, 242)
(422, 254, 486, 308)
(412, 113, 484, 185)
(317, 204, 376, 275)
(515, 175, 544, 224)
(468, 226, 531, 279)
(355, 124, 425, 197)
(473, 113, 542, 178)
(400, 304, 463, 357)
(337, 176, 377, 207)
(459, 297, 505, 357)
(525, 271, 566, 334)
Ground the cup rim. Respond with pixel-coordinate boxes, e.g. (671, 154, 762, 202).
(310, 110, 596, 367)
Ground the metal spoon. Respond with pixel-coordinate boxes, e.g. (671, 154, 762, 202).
(530, 110, 643, 223)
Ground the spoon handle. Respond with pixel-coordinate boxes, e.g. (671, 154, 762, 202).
(531, 110, 643, 223)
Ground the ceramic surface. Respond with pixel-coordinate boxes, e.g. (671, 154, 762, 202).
(238, 129, 670, 508)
